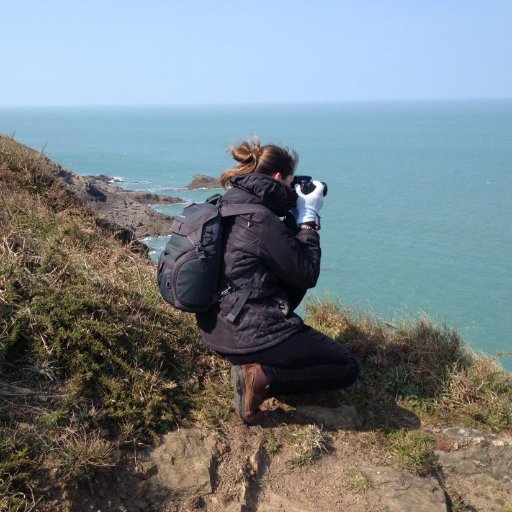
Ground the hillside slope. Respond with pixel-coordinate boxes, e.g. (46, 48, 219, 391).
(1, 135, 511, 511)
(0, 135, 218, 509)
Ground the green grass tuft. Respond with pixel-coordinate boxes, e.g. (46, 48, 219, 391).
(383, 429, 439, 476)
(345, 467, 374, 493)
(263, 430, 283, 455)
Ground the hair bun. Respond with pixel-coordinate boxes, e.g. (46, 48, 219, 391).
(220, 135, 298, 189)
(231, 137, 261, 166)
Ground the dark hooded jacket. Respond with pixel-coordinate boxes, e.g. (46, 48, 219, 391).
(195, 173, 321, 354)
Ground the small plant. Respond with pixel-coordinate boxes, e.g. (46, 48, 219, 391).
(345, 467, 374, 493)
(384, 429, 439, 476)
(502, 503, 512, 512)
(37, 410, 67, 431)
(60, 432, 115, 481)
(263, 430, 282, 455)
(285, 425, 328, 468)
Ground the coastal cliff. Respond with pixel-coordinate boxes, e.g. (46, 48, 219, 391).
(0, 137, 182, 239)
(1, 135, 511, 512)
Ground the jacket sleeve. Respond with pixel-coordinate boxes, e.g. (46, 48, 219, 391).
(255, 213, 321, 289)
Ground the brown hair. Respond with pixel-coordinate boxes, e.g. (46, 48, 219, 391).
(220, 136, 298, 188)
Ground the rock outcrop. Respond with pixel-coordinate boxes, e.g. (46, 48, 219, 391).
(296, 404, 364, 430)
(49, 166, 182, 238)
(436, 427, 512, 510)
(140, 428, 218, 504)
(185, 174, 222, 189)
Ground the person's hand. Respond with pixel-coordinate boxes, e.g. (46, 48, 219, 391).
(292, 180, 325, 224)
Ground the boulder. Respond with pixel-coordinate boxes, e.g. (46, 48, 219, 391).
(295, 404, 363, 430)
(142, 427, 218, 497)
(434, 428, 512, 510)
(363, 465, 447, 512)
(437, 445, 512, 488)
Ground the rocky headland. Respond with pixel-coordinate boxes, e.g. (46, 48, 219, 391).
(47, 167, 182, 238)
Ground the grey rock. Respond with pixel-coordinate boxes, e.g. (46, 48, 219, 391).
(295, 404, 363, 430)
(362, 465, 447, 512)
(144, 427, 218, 497)
(442, 427, 512, 448)
(437, 445, 512, 489)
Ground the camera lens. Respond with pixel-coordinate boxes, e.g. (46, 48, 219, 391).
(291, 175, 328, 196)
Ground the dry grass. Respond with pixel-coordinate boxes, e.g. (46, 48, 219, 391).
(189, 363, 233, 431)
(305, 298, 512, 431)
(284, 424, 329, 468)
(59, 431, 115, 481)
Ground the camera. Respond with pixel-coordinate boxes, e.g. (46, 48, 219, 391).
(291, 175, 328, 196)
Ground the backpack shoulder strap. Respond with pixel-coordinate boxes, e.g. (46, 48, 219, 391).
(219, 203, 270, 323)
(219, 204, 270, 217)
(226, 267, 263, 324)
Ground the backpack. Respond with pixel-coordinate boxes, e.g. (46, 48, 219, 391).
(157, 193, 269, 320)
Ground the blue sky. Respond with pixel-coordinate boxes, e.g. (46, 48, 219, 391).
(3, 0, 511, 106)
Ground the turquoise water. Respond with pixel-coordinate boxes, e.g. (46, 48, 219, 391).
(1, 101, 511, 368)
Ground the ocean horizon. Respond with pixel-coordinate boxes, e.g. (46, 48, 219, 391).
(1, 100, 510, 369)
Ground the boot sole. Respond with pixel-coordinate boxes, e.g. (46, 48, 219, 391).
(231, 365, 260, 425)
(231, 365, 245, 421)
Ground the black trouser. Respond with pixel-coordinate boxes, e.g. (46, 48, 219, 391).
(218, 325, 360, 395)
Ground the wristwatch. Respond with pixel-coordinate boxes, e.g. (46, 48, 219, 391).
(299, 222, 317, 231)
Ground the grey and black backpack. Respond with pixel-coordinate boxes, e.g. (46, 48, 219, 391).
(157, 193, 268, 319)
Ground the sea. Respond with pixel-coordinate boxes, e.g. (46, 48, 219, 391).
(1, 101, 511, 369)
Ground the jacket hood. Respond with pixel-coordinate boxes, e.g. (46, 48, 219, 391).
(229, 173, 297, 217)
